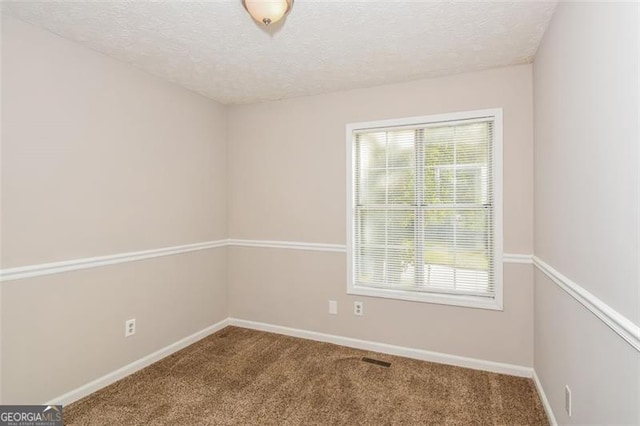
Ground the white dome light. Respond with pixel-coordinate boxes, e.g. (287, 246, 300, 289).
(242, 0, 294, 26)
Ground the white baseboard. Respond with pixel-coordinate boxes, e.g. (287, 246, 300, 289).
(533, 370, 557, 426)
(45, 318, 229, 406)
(228, 318, 533, 378)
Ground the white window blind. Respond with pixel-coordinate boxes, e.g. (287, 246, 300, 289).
(348, 111, 502, 308)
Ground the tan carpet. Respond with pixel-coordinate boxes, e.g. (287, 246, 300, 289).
(64, 327, 548, 425)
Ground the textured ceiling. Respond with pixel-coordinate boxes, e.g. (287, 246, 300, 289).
(2, 1, 557, 105)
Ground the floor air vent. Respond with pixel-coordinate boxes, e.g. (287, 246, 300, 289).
(361, 357, 391, 368)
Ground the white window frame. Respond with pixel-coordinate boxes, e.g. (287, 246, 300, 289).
(346, 108, 503, 310)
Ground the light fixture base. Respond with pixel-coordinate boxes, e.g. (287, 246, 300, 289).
(242, 0, 294, 27)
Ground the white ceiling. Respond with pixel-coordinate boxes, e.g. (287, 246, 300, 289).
(2, 1, 557, 105)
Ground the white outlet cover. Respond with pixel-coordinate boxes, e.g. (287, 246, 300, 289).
(354, 301, 363, 316)
(125, 319, 136, 337)
(329, 300, 338, 315)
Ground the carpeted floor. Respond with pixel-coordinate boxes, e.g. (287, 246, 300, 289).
(64, 326, 548, 425)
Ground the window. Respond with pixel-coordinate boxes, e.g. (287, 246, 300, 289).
(347, 109, 503, 310)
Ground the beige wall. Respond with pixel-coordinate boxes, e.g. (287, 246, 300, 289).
(533, 2, 640, 424)
(1, 16, 228, 403)
(535, 270, 639, 424)
(227, 65, 535, 366)
(1, 16, 227, 268)
(3, 250, 226, 404)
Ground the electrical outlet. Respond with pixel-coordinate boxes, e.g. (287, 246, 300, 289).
(329, 300, 338, 315)
(125, 319, 136, 337)
(354, 301, 363, 316)
(565, 385, 572, 417)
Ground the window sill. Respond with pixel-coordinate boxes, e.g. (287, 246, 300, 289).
(347, 285, 503, 311)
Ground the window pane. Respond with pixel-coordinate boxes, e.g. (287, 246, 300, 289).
(456, 209, 491, 271)
(357, 247, 415, 287)
(424, 167, 453, 204)
(425, 141, 453, 166)
(356, 132, 386, 169)
(455, 167, 483, 204)
(357, 130, 415, 206)
(387, 210, 415, 249)
(388, 168, 415, 204)
(422, 209, 490, 269)
(423, 209, 455, 267)
(358, 168, 386, 204)
(387, 130, 415, 168)
(357, 209, 387, 247)
(358, 209, 414, 248)
(357, 246, 380, 285)
(358, 167, 415, 205)
(388, 247, 415, 286)
(356, 209, 415, 287)
(453, 208, 490, 293)
(457, 140, 488, 165)
(421, 209, 490, 293)
(425, 126, 455, 147)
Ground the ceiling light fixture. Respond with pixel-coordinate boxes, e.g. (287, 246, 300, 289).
(242, 0, 293, 26)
